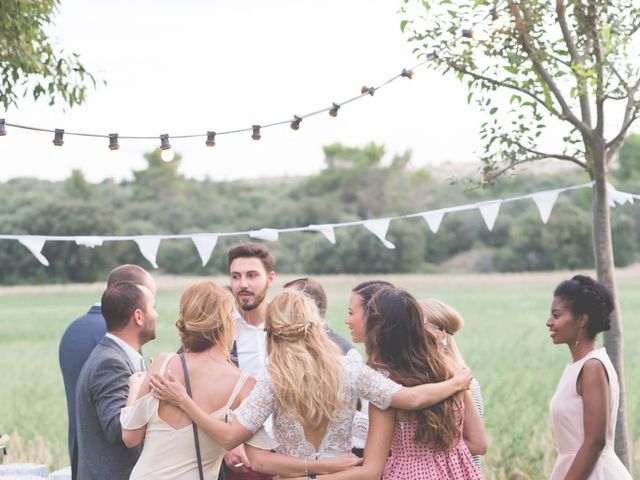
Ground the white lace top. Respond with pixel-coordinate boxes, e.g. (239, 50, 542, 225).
(234, 354, 401, 459)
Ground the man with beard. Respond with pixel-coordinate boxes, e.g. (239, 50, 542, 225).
(224, 242, 275, 480)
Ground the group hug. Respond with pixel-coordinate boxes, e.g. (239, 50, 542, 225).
(58, 242, 631, 479)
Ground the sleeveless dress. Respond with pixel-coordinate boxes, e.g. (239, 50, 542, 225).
(549, 347, 631, 479)
(233, 353, 401, 459)
(382, 400, 482, 479)
(121, 354, 252, 480)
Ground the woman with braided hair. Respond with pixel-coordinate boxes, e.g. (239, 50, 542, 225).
(547, 275, 631, 479)
(151, 289, 472, 478)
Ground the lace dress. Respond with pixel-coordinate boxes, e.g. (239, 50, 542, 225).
(234, 353, 401, 459)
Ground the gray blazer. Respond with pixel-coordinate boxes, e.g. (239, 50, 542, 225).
(75, 336, 141, 480)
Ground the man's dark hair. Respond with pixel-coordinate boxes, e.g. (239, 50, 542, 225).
(101, 282, 147, 332)
(106, 264, 151, 289)
(227, 242, 275, 273)
(283, 277, 327, 318)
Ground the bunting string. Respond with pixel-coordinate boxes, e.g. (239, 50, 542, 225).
(2, 182, 638, 268)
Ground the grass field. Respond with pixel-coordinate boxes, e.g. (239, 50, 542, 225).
(1, 270, 639, 479)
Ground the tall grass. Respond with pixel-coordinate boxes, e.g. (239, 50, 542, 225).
(1, 271, 638, 478)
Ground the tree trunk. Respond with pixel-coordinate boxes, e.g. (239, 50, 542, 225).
(591, 150, 631, 470)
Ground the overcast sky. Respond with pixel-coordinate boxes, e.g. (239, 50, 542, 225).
(0, 0, 492, 182)
(3, 1, 636, 184)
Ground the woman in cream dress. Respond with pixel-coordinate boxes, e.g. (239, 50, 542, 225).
(120, 281, 258, 480)
(546, 275, 631, 479)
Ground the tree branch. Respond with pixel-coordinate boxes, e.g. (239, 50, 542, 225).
(446, 60, 561, 117)
(509, 138, 587, 168)
(512, 3, 593, 138)
(588, 3, 605, 135)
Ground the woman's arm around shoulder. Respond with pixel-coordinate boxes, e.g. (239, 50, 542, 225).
(121, 352, 173, 448)
(563, 358, 609, 480)
(150, 368, 256, 450)
(281, 405, 396, 480)
(389, 366, 473, 410)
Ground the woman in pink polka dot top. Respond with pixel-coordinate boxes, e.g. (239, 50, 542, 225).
(302, 286, 486, 480)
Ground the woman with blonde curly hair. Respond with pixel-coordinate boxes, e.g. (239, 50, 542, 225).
(151, 289, 472, 478)
(120, 281, 256, 479)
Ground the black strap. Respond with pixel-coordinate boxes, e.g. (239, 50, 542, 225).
(179, 353, 205, 480)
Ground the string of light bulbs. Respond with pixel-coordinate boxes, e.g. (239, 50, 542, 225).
(0, 3, 504, 162)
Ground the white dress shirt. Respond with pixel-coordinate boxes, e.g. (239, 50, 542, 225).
(105, 333, 144, 373)
(234, 313, 267, 378)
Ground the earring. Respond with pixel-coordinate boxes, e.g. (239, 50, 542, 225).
(574, 326, 583, 347)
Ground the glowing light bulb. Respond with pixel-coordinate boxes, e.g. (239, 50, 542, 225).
(160, 148, 175, 162)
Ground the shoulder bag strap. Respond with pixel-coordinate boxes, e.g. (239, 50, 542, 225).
(179, 353, 205, 480)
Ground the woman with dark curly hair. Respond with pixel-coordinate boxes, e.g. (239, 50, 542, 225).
(547, 275, 631, 479)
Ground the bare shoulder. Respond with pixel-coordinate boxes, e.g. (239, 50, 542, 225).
(577, 358, 609, 396)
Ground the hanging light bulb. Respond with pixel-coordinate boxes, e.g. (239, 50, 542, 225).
(329, 103, 340, 117)
(290, 115, 302, 131)
(206, 131, 216, 147)
(360, 86, 375, 96)
(251, 125, 261, 141)
(53, 129, 64, 146)
(108, 133, 119, 151)
(401, 68, 414, 79)
(159, 134, 175, 161)
(490, 7, 506, 31)
(0, 119, 6, 137)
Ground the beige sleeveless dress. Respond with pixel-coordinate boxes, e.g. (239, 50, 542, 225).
(121, 353, 250, 480)
(549, 347, 631, 479)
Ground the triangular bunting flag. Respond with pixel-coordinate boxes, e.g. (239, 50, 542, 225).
(607, 183, 634, 207)
(476, 200, 502, 231)
(134, 236, 161, 269)
(75, 236, 105, 248)
(421, 209, 446, 233)
(531, 191, 559, 224)
(363, 219, 396, 249)
(191, 234, 218, 266)
(308, 224, 336, 244)
(249, 228, 279, 241)
(18, 236, 50, 266)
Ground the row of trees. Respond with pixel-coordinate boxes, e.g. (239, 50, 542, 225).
(1, 141, 638, 285)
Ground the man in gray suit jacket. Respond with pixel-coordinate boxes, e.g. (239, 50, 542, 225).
(59, 265, 155, 480)
(75, 280, 158, 480)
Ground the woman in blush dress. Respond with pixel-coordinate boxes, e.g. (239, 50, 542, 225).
(546, 275, 631, 479)
(151, 289, 472, 479)
(296, 286, 486, 480)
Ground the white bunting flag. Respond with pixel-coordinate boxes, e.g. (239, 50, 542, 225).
(134, 236, 161, 269)
(249, 228, 279, 241)
(607, 183, 634, 207)
(191, 234, 218, 266)
(476, 200, 502, 231)
(75, 236, 105, 248)
(421, 209, 446, 233)
(531, 190, 559, 224)
(308, 225, 336, 244)
(363, 219, 396, 249)
(18, 236, 50, 266)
